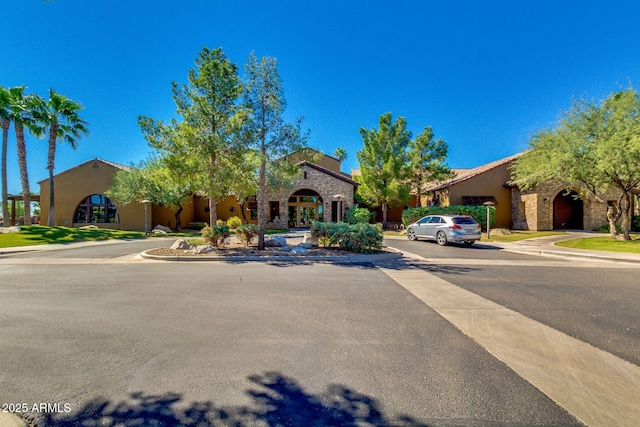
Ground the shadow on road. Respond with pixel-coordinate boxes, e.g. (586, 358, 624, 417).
(41, 372, 429, 426)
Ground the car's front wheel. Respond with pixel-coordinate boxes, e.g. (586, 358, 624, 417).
(407, 228, 417, 241)
(436, 231, 448, 246)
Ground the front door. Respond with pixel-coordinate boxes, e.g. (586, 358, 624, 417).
(288, 190, 323, 228)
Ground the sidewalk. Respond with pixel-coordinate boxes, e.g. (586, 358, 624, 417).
(481, 231, 640, 264)
(0, 237, 176, 255)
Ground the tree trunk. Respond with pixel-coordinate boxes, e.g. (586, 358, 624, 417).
(382, 202, 388, 229)
(15, 122, 31, 225)
(174, 204, 183, 232)
(1, 120, 9, 227)
(208, 198, 217, 228)
(620, 191, 632, 240)
(606, 202, 622, 240)
(415, 188, 422, 207)
(257, 158, 266, 250)
(239, 198, 248, 224)
(47, 125, 57, 226)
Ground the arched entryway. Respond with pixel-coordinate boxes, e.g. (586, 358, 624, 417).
(288, 189, 323, 228)
(553, 190, 583, 229)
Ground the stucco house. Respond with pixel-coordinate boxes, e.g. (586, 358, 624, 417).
(38, 150, 358, 231)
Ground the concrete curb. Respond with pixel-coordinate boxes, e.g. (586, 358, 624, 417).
(503, 248, 640, 264)
(0, 412, 28, 427)
(140, 246, 403, 263)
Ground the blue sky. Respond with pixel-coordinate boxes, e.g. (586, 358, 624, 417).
(2, 0, 640, 195)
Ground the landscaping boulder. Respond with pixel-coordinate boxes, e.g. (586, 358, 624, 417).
(154, 224, 172, 233)
(170, 239, 191, 250)
(79, 225, 99, 229)
(290, 246, 308, 255)
(190, 245, 217, 254)
(298, 242, 314, 249)
(491, 228, 513, 236)
(152, 229, 168, 234)
(0, 226, 21, 234)
(264, 235, 287, 247)
(279, 246, 293, 252)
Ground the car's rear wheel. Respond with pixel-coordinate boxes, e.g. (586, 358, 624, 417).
(436, 231, 448, 246)
(407, 228, 417, 241)
(463, 240, 475, 246)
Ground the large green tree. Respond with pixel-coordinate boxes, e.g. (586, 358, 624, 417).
(242, 52, 308, 249)
(0, 87, 11, 226)
(356, 112, 411, 228)
(407, 126, 452, 207)
(512, 88, 640, 240)
(106, 156, 194, 232)
(139, 47, 250, 227)
(33, 89, 89, 226)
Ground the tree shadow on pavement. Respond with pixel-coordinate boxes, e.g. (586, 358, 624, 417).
(42, 372, 429, 426)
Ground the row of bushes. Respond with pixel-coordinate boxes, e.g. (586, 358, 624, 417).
(401, 206, 495, 230)
(310, 222, 383, 254)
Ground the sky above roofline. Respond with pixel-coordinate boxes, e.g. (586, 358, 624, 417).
(3, 1, 640, 195)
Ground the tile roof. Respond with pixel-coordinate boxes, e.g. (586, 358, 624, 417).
(424, 152, 524, 192)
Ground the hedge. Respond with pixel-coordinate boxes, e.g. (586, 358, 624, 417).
(402, 206, 495, 230)
(310, 222, 383, 254)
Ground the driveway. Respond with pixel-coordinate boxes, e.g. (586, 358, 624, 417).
(0, 240, 581, 426)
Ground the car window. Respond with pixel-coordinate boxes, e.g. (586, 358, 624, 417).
(452, 217, 477, 224)
(418, 216, 431, 224)
(429, 217, 443, 223)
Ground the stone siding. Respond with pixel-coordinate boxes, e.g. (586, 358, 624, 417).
(511, 182, 620, 231)
(265, 164, 355, 228)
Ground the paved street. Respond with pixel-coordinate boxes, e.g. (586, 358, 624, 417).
(0, 238, 639, 426)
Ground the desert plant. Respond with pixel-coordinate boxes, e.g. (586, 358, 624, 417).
(201, 225, 230, 247)
(216, 219, 226, 227)
(227, 216, 243, 229)
(236, 224, 258, 246)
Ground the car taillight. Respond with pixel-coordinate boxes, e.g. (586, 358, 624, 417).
(449, 224, 461, 230)
(477, 223, 481, 230)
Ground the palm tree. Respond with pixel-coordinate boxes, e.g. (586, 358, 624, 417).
(0, 87, 11, 226)
(35, 89, 88, 226)
(7, 87, 41, 226)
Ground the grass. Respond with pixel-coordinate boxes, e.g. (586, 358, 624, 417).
(484, 231, 565, 242)
(0, 225, 146, 248)
(555, 234, 640, 254)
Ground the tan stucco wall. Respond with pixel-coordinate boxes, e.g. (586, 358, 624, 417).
(427, 162, 513, 228)
(285, 151, 341, 173)
(151, 196, 195, 230)
(39, 160, 148, 230)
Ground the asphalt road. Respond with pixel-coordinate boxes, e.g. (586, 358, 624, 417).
(387, 238, 640, 367)
(0, 239, 583, 426)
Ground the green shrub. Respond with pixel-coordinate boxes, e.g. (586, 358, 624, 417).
(216, 219, 226, 227)
(402, 206, 494, 230)
(227, 216, 243, 230)
(188, 222, 207, 230)
(236, 224, 258, 246)
(310, 222, 382, 253)
(346, 205, 372, 224)
(201, 225, 230, 247)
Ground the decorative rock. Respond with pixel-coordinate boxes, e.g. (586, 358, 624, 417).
(154, 224, 173, 233)
(264, 235, 287, 247)
(298, 242, 314, 249)
(279, 246, 293, 252)
(170, 239, 191, 250)
(195, 245, 217, 254)
(0, 226, 21, 234)
(152, 229, 168, 234)
(79, 224, 99, 229)
(290, 246, 309, 254)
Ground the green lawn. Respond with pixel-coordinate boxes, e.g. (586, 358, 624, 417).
(555, 235, 640, 254)
(484, 231, 565, 242)
(0, 226, 146, 248)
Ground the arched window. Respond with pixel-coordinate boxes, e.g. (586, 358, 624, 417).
(74, 194, 119, 224)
